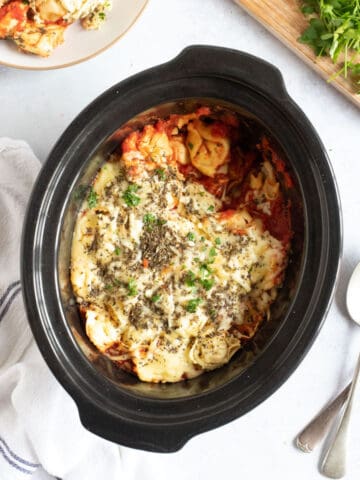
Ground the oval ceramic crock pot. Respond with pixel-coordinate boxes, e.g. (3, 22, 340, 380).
(21, 46, 342, 452)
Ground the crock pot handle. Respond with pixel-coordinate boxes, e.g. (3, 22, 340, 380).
(77, 400, 197, 453)
(169, 45, 289, 101)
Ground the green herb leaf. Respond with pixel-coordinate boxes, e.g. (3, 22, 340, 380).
(87, 187, 98, 208)
(187, 232, 195, 241)
(299, 0, 360, 92)
(143, 213, 157, 225)
(186, 298, 202, 313)
(114, 247, 121, 255)
(151, 294, 161, 303)
(143, 213, 167, 228)
(215, 237, 221, 245)
(207, 205, 215, 212)
(200, 278, 214, 291)
(208, 247, 217, 262)
(302, 5, 315, 14)
(188, 142, 194, 150)
(155, 168, 166, 180)
(209, 308, 217, 319)
(200, 263, 212, 277)
(127, 278, 138, 296)
(122, 184, 140, 207)
(184, 270, 196, 287)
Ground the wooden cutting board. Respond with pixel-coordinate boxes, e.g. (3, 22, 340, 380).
(234, 0, 360, 108)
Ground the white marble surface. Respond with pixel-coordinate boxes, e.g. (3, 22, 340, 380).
(1, 0, 360, 478)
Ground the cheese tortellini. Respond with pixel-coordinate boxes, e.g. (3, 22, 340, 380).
(0, 0, 112, 56)
(186, 120, 230, 177)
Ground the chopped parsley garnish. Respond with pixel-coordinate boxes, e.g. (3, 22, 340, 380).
(184, 260, 215, 292)
(187, 232, 195, 241)
(200, 236, 205, 242)
(186, 298, 202, 313)
(215, 237, 221, 245)
(188, 142, 194, 150)
(155, 168, 166, 180)
(200, 263, 212, 277)
(200, 278, 214, 291)
(104, 283, 113, 291)
(151, 294, 161, 303)
(87, 187, 98, 208)
(122, 184, 140, 207)
(114, 247, 121, 255)
(143, 213, 157, 225)
(207, 205, 215, 212)
(209, 309, 216, 319)
(143, 213, 167, 229)
(184, 270, 196, 287)
(127, 278, 138, 296)
(208, 247, 217, 262)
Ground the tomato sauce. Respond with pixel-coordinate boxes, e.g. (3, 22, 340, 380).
(198, 173, 229, 198)
(210, 122, 229, 138)
(0, 1, 27, 21)
(259, 198, 292, 245)
(0, 1, 27, 36)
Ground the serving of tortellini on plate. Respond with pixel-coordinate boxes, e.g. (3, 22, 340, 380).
(0, 0, 112, 56)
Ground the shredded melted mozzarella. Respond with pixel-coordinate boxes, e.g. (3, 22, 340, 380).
(71, 114, 289, 383)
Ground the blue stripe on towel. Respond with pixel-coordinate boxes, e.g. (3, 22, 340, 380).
(0, 283, 41, 475)
(0, 287, 21, 322)
(0, 437, 40, 468)
(0, 444, 33, 475)
(0, 281, 20, 309)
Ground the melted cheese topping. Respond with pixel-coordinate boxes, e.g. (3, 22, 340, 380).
(33, 0, 111, 22)
(0, 0, 111, 56)
(71, 110, 290, 383)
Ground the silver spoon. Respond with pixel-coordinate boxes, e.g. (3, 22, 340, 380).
(296, 382, 351, 453)
(320, 262, 360, 478)
(296, 263, 360, 457)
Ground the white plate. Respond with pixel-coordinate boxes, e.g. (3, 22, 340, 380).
(0, 0, 148, 70)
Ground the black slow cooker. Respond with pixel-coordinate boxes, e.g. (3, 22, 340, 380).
(21, 46, 342, 452)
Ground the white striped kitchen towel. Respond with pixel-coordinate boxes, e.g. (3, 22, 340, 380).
(0, 139, 123, 480)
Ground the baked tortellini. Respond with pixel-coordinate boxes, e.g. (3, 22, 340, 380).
(71, 107, 293, 383)
(186, 119, 230, 177)
(0, 0, 112, 56)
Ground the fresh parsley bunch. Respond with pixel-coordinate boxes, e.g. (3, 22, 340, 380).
(299, 0, 360, 92)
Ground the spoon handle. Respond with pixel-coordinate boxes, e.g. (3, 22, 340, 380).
(321, 353, 360, 479)
(296, 383, 351, 453)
